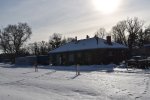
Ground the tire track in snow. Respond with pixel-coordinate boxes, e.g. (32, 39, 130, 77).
(0, 70, 56, 86)
(134, 74, 150, 100)
(142, 75, 150, 95)
(34, 70, 56, 78)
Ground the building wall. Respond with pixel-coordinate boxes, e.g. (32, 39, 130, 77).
(50, 48, 128, 66)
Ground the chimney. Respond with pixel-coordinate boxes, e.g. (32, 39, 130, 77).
(75, 36, 77, 41)
(86, 35, 90, 39)
(94, 35, 99, 45)
(106, 36, 112, 45)
(75, 36, 78, 44)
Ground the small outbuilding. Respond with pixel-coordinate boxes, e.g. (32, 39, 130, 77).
(131, 44, 150, 57)
(49, 36, 128, 65)
(143, 44, 150, 56)
(15, 55, 49, 65)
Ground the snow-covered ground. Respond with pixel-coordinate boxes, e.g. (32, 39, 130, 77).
(0, 63, 150, 100)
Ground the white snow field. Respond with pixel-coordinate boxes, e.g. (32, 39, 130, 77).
(0, 63, 150, 100)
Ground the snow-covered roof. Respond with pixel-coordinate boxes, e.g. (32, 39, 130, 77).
(49, 38, 128, 53)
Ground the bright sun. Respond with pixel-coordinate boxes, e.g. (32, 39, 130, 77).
(92, 0, 121, 14)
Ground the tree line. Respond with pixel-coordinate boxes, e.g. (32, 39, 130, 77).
(95, 17, 150, 49)
(0, 23, 75, 62)
(23, 33, 75, 56)
(93, 17, 150, 59)
(0, 17, 150, 62)
(112, 17, 150, 49)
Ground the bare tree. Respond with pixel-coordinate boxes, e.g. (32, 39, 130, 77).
(0, 23, 32, 59)
(27, 42, 39, 55)
(143, 26, 150, 44)
(94, 28, 106, 39)
(0, 29, 10, 53)
(49, 33, 62, 49)
(38, 41, 50, 55)
(126, 17, 144, 49)
(112, 20, 128, 46)
(112, 17, 144, 50)
(26, 41, 52, 55)
(26, 35, 75, 55)
(66, 37, 76, 43)
(138, 26, 150, 47)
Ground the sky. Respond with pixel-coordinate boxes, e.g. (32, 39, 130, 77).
(0, 0, 150, 43)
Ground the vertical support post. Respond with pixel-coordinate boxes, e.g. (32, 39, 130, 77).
(34, 56, 38, 72)
(76, 64, 80, 75)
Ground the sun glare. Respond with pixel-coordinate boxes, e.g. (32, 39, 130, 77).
(92, 0, 121, 14)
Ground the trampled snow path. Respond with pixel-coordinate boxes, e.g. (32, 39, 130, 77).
(0, 63, 150, 100)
